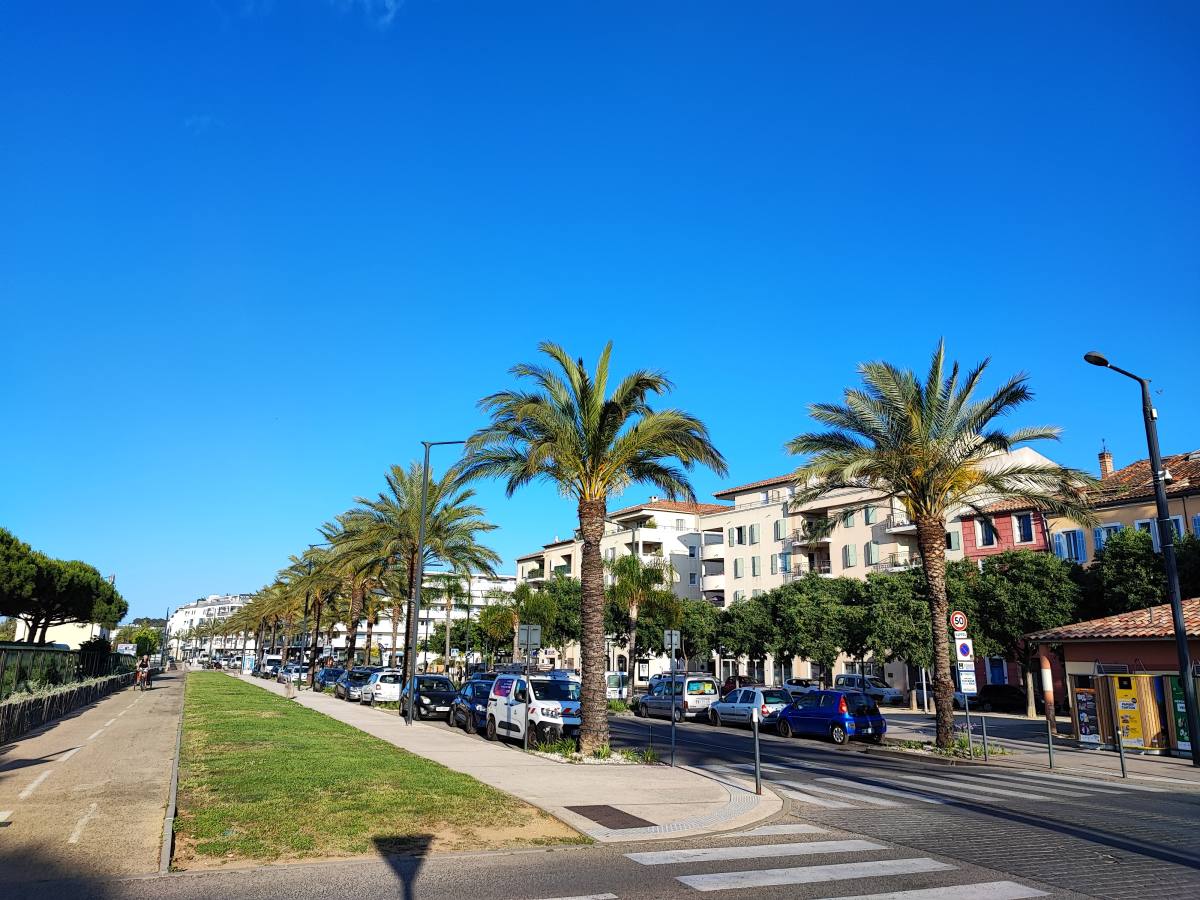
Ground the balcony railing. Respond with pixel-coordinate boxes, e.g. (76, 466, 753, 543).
(884, 513, 916, 533)
(872, 553, 922, 571)
(524, 568, 545, 580)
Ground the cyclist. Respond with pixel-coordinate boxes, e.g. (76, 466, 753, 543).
(136, 655, 152, 690)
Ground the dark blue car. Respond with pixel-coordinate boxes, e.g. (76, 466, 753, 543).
(448, 678, 496, 734)
(314, 667, 345, 690)
(775, 690, 886, 745)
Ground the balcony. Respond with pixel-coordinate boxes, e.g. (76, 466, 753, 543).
(701, 573, 726, 592)
(884, 513, 917, 534)
(790, 526, 832, 547)
(872, 553, 922, 572)
(524, 568, 545, 582)
(701, 542, 725, 561)
(552, 564, 571, 577)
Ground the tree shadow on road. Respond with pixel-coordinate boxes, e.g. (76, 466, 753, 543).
(371, 835, 432, 900)
(0, 843, 113, 899)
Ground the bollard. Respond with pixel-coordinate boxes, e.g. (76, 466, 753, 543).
(1046, 716, 1055, 770)
(981, 713, 989, 762)
(751, 706, 762, 796)
(964, 696, 974, 758)
(1109, 691, 1128, 779)
(670, 684, 677, 768)
(648, 721, 653, 753)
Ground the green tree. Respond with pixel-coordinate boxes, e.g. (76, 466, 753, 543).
(607, 554, 679, 684)
(770, 575, 851, 683)
(678, 599, 720, 666)
(787, 342, 1094, 746)
(717, 595, 774, 667)
(541, 574, 582, 662)
(1080, 527, 1165, 618)
(0, 618, 15, 641)
(1177, 534, 1200, 602)
(862, 568, 932, 672)
(465, 341, 726, 752)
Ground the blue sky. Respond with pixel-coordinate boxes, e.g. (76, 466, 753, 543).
(2, 2, 1197, 622)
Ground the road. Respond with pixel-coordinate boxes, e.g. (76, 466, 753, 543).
(0, 670, 182, 883)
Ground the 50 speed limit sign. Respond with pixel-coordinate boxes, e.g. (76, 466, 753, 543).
(950, 610, 968, 631)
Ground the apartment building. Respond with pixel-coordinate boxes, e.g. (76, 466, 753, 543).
(168, 593, 254, 659)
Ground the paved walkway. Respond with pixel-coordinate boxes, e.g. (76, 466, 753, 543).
(236, 674, 781, 842)
(0, 670, 183, 883)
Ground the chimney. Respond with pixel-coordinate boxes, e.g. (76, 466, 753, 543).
(648, 495, 660, 503)
(1098, 446, 1113, 480)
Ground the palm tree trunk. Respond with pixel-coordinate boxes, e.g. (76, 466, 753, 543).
(365, 614, 375, 666)
(390, 603, 401, 669)
(307, 597, 323, 687)
(344, 583, 363, 668)
(916, 516, 954, 748)
(577, 498, 610, 753)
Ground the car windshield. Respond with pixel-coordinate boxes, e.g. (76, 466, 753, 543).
(761, 690, 791, 704)
(324, 669, 344, 678)
(379, 674, 400, 684)
(348, 673, 371, 684)
(866, 677, 890, 689)
(686, 680, 716, 695)
(417, 677, 453, 692)
(846, 692, 880, 715)
(531, 680, 581, 701)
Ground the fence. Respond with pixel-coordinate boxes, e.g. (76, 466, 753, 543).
(0, 671, 135, 744)
(0, 643, 136, 703)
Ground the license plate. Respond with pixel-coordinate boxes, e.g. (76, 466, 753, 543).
(435, 706, 448, 712)
(862, 727, 873, 734)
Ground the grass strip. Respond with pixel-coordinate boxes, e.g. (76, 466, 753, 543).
(176, 672, 579, 864)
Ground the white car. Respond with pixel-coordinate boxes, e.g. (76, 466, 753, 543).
(485, 673, 582, 745)
(361, 670, 402, 705)
(913, 684, 966, 710)
(782, 677, 821, 698)
(834, 674, 905, 706)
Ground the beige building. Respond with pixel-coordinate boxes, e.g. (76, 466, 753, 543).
(11, 620, 111, 648)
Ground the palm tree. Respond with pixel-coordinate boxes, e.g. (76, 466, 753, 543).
(465, 341, 726, 752)
(607, 554, 681, 687)
(787, 341, 1094, 747)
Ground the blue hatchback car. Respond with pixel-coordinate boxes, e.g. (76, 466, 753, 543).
(775, 690, 886, 745)
(448, 678, 496, 734)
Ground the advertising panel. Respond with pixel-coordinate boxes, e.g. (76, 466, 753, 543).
(1074, 687, 1100, 744)
(1113, 675, 1145, 748)
(1167, 676, 1192, 753)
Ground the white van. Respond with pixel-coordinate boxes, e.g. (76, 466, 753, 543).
(606, 671, 629, 701)
(485, 673, 582, 744)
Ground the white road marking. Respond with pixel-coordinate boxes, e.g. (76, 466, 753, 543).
(527, 895, 618, 900)
(18, 771, 50, 800)
(821, 881, 1048, 899)
(962, 773, 1094, 798)
(104, 719, 116, 727)
(817, 777, 947, 805)
(67, 803, 99, 844)
(0, 810, 12, 824)
(892, 774, 1051, 801)
(627, 839, 881, 866)
(796, 782, 902, 807)
(725, 823, 828, 837)
(87, 730, 104, 741)
(1023, 770, 1166, 793)
(870, 776, 1000, 802)
(677, 857, 954, 891)
(777, 786, 856, 809)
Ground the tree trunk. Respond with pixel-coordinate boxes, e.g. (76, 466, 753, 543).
(577, 498, 610, 753)
(445, 595, 452, 673)
(916, 516, 954, 748)
(391, 603, 401, 669)
(365, 613, 375, 667)
(307, 597, 323, 688)
(344, 583, 363, 668)
(627, 600, 639, 687)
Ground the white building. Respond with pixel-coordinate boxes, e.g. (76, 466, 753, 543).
(167, 594, 254, 659)
(11, 620, 110, 649)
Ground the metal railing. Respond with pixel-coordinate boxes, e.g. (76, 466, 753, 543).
(871, 553, 922, 571)
(884, 513, 915, 531)
(0, 645, 136, 702)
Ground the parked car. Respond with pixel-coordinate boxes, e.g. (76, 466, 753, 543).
(314, 667, 345, 690)
(448, 679, 495, 733)
(635, 673, 721, 722)
(485, 673, 582, 744)
(720, 674, 754, 698)
(782, 677, 820, 697)
(276, 663, 307, 684)
(362, 670, 403, 705)
(976, 683, 1032, 714)
(833, 673, 905, 706)
(913, 684, 967, 710)
(335, 668, 374, 701)
(708, 686, 793, 727)
(402, 675, 459, 719)
(776, 690, 887, 745)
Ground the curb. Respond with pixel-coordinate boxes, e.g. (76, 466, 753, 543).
(865, 745, 989, 767)
(159, 669, 187, 873)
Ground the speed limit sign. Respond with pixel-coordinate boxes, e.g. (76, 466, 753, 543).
(950, 610, 968, 631)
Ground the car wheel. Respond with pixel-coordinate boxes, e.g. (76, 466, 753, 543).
(635, 701, 648, 718)
(672, 707, 683, 724)
(464, 713, 477, 735)
(711, 711, 723, 728)
(446, 709, 455, 726)
(778, 719, 793, 739)
(485, 717, 497, 741)
(982, 703, 994, 713)
(830, 724, 848, 745)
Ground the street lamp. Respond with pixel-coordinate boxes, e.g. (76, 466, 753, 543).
(405, 440, 467, 725)
(1084, 351, 1200, 766)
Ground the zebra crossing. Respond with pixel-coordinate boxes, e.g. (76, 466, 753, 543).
(710, 760, 1161, 811)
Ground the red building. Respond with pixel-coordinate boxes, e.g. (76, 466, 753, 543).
(960, 498, 1051, 561)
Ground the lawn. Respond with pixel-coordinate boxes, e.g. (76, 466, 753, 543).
(175, 672, 580, 865)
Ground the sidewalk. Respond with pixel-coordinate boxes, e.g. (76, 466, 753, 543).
(236, 674, 781, 842)
(0, 670, 183, 883)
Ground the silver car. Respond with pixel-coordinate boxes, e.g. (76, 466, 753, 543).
(635, 674, 720, 722)
(709, 686, 793, 727)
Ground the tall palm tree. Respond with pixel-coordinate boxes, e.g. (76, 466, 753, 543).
(607, 554, 681, 686)
(465, 341, 726, 752)
(787, 341, 1094, 747)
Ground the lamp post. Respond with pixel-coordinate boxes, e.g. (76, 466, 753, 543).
(1084, 351, 1200, 766)
(405, 440, 466, 725)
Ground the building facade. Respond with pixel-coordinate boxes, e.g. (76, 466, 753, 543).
(167, 594, 254, 659)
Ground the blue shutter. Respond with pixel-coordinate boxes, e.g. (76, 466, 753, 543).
(1093, 527, 1105, 554)
(1193, 514, 1200, 538)
(1053, 532, 1066, 559)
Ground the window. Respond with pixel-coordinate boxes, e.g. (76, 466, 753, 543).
(688, 572, 697, 585)
(1014, 513, 1034, 544)
(780, 551, 791, 574)
(733, 590, 745, 602)
(842, 544, 857, 567)
(604, 548, 615, 561)
(734, 558, 744, 579)
(1093, 523, 1123, 553)
(688, 544, 697, 558)
(841, 510, 855, 527)
(752, 589, 763, 598)
(749, 523, 760, 545)
(728, 526, 746, 546)
(770, 554, 778, 575)
(1135, 517, 1184, 551)
(864, 506, 877, 525)
(1193, 514, 1200, 538)
(945, 530, 961, 551)
(773, 520, 783, 541)
(977, 519, 998, 547)
(865, 541, 880, 565)
(750, 556, 760, 576)
(1053, 530, 1087, 562)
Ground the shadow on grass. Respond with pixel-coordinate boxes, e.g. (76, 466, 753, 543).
(371, 835, 432, 900)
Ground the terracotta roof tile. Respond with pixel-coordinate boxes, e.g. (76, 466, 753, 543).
(607, 499, 731, 518)
(1091, 450, 1200, 506)
(712, 473, 794, 499)
(1027, 598, 1200, 642)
